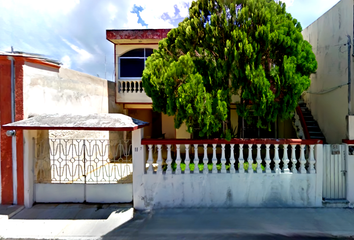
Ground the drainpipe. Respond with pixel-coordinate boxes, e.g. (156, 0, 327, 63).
(348, 35, 352, 116)
(10, 46, 17, 205)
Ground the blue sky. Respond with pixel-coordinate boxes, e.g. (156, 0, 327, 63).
(0, 0, 341, 81)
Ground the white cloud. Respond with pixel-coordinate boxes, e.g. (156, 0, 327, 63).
(124, 12, 146, 29)
(129, 0, 191, 28)
(61, 55, 72, 68)
(108, 3, 118, 21)
(278, 0, 295, 7)
(62, 38, 93, 62)
(0, 0, 79, 15)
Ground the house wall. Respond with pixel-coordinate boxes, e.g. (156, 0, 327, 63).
(128, 109, 153, 138)
(302, 0, 354, 143)
(1, 57, 123, 205)
(22, 63, 123, 139)
(162, 114, 176, 139)
(115, 44, 159, 103)
(0, 57, 26, 205)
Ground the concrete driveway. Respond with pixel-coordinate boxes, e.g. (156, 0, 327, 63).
(1, 205, 354, 239)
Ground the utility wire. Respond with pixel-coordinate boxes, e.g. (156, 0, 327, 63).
(304, 82, 349, 95)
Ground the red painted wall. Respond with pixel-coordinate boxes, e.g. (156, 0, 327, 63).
(0, 58, 13, 204)
(0, 56, 24, 205)
(15, 59, 24, 205)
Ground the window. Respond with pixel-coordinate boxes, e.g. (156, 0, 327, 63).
(119, 48, 153, 78)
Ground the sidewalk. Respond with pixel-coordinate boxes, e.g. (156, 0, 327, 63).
(1, 205, 354, 239)
(0, 204, 24, 220)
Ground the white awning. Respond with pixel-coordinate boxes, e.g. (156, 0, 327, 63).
(2, 113, 149, 131)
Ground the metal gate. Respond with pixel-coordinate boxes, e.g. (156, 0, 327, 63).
(34, 138, 133, 203)
(323, 144, 346, 200)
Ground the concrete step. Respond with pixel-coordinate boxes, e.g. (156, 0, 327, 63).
(305, 121, 318, 126)
(322, 199, 350, 208)
(307, 125, 320, 129)
(310, 136, 325, 140)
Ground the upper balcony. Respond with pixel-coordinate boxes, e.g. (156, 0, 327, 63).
(106, 29, 170, 104)
(116, 79, 152, 103)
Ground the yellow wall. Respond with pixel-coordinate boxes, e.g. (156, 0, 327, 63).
(230, 108, 239, 137)
(162, 114, 176, 139)
(115, 44, 159, 103)
(128, 109, 152, 138)
(278, 118, 297, 139)
(176, 122, 191, 139)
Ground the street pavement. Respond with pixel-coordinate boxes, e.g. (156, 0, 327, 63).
(1, 204, 354, 239)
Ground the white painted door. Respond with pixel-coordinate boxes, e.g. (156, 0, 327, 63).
(323, 144, 346, 200)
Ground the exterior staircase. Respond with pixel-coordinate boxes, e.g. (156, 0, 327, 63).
(298, 102, 327, 143)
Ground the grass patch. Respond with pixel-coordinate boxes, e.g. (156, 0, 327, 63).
(163, 161, 265, 172)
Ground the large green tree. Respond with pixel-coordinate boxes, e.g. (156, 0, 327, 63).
(142, 0, 317, 139)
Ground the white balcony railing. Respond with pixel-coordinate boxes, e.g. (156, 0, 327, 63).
(117, 80, 152, 103)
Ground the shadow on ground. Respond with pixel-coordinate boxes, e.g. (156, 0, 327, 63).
(100, 208, 354, 240)
(11, 203, 132, 220)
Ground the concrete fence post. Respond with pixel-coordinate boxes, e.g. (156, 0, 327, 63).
(315, 144, 323, 206)
(132, 128, 146, 210)
(23, 130, 37, 208)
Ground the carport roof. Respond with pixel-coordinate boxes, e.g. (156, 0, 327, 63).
(2, 113, 149, 131)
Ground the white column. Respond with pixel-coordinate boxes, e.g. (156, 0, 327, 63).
(132, 129, 146, 210)
(274, 144, 280, 174)
(23, 130, 37, 208)
(212, 144, 218, 173)
(291, 145, 298, 173)
(309, 144, 316, 174)
(193, 144, 199, 173)
(156, 145, 163, 174)
(239, 144, 244, 173)
(221, 144, 226, 173)
(185, 144, 190, 174)
(265, 144, 271, 173)
(229, 144, 236, 174)
(315, 144, 324, 207)
(175, 144, 181, 174)
(203, 144, 208, 174)
(247, 144, 253, 173)
(256, 144, 262, 173)
(282, 144, 290, 173)
(147, 145, 154, 174)
(300, 145, 307, 174)
(166, 144, 172, 174)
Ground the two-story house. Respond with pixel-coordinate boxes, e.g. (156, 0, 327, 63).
(106, 29, 297, 140)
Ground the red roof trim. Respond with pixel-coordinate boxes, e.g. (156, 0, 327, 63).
(0, 55, 60, 69)
(118, 43, 159, 46)
(141, 138, 323, 145)
(106, 29, 170, 42)
(342, 139, 354, 144)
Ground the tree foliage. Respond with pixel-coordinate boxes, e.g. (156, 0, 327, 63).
(142, 0, 317, 139)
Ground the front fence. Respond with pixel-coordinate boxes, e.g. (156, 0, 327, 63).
(142, 139, 322, 175)
(134, 138, 323, 209)
(35, 138, 132, 184)
(34, 138, 133, 203)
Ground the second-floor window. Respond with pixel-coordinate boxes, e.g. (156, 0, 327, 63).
(119, 48, 153, 78)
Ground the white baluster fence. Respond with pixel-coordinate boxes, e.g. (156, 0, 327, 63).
(133, 138, 324, 209)
(116, 80, 152, 103)
(141, 139, 321, 175)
